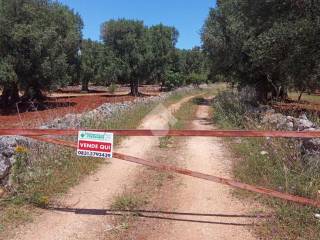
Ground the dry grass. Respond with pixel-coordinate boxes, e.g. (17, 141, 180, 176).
(111, 193, 147, 211)
(289, 92, 320, 104)
(213, 90, 320, 240)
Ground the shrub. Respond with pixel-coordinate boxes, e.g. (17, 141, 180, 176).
(111, 193, 146, 211)
(185, 72, 208, 86)
(108, 83, 118, 94)
(163, 71, 184, 91)
(213, 91, 248, 128)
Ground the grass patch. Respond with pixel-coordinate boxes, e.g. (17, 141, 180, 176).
(111, 193, 147, 211)
(172, 97, 199, 130)
(108, 83, 118, 94)
(289, 92, 320, 104)
(0, 145, 103, 235)
(159, 136, 172, 148)
(213, 90, 320, 239)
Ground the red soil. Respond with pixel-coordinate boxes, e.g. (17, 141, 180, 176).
(0, 95, 136, 129)
(273, 101, 320, 115)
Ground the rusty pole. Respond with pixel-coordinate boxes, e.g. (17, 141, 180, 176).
(28, 136, 320, 208)
(1, 128, 320, 138)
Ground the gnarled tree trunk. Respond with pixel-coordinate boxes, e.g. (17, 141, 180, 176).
(130, 79, 140, 96)
(1, 82, 20, 107)
(22, 84, 45, 101)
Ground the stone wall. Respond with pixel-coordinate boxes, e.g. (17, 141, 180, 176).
(261, 110, 320, 156)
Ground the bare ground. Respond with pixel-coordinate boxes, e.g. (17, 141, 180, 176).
(0, 85, 160, 128)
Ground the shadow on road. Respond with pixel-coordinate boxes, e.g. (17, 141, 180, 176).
(47, 207, 270, 226)
(193, 97, 214, 106)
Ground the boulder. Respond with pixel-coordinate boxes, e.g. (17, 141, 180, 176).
(300, 113, 309, 120)
(0, 157, 11, 179)
(286, 121, 294, 130)
(298, 118, 314, 130)
(0, 136, 28, 185)
(303, 138, 320, 154)
(258, 106, 319, 156)
(262, 113, 289, 130)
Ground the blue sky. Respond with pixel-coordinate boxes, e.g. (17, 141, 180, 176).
(58, 0, 216, 49)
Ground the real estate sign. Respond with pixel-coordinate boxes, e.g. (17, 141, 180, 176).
(77, 131, 113, 158)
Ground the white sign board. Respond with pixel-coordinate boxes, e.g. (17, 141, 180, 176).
(77, 131, 113, 158)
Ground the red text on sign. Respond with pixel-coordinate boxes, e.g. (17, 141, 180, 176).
(78, 140, 112, 153)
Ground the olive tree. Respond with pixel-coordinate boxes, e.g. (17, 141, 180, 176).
(0, 0, 83, 104)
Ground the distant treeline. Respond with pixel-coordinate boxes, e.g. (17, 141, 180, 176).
(0, 0, 209, 106)
(202, 0, 320, 102)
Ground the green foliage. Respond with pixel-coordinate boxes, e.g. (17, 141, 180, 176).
(11, 149, 29, 187)
(101, 19, 147, 96)
(111, 193, 146, 211)
(175, 47, 210, 88)
(0, 2, 213, 105)
(100, 19, 199, 95)
(0, 0, 83, 102)
(108, 83, 117, 93)
(213, 91, 249, 128)
(163, 71, 184, 90)
(202, 0, 320, 101)
(184, 47, 209, 76)
(147, 24, 179, 87)
(186, 72, 208, 86)
(0, 57, 17, 86)
(80, 40, 121, 90)
(159, 136, 172, 148)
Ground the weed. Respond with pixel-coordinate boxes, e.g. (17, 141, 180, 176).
(108, 83, 118, 94)
(213, 91, 320, 239)
(111, 193, 147, 211)
(172, 98, 198, 130)
(289, 92, 320, 104)
(159, 136, 172, 148)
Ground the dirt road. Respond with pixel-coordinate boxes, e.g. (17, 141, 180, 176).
(8, 95, 194, 240)
(148, 99, 256, 240)
(9, 94, 258, 240)
(122, 98, 258, 240)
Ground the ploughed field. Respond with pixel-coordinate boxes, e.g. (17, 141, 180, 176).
(273, 92, 320, 116)
(0, 85, 160, 129)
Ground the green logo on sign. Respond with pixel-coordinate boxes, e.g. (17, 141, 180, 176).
(80, 132, 105, 140)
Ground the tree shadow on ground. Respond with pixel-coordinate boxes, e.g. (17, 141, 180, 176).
(193, 97, 214, 106)
(0, 100, 77, 115)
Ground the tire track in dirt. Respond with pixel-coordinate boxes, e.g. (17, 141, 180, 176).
(132, 98, 259, 240)
(8, 95, 196, 240)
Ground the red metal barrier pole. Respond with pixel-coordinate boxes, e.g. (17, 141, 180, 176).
(29, 136, 320, 208)
(2, 128, 320, 138)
